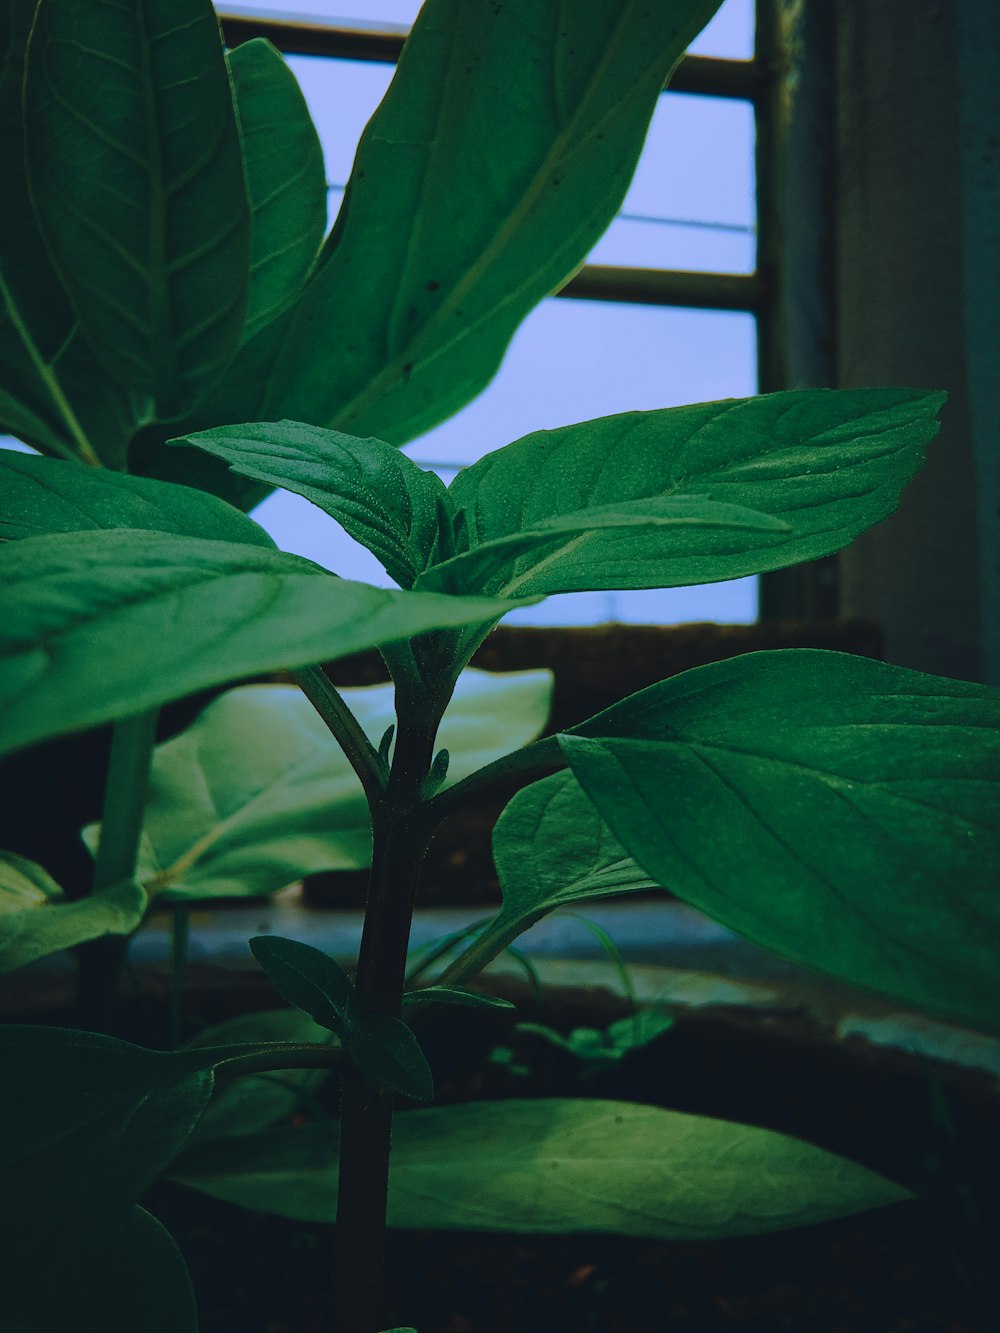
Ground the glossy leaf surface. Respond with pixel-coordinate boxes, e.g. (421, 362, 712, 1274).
(176, 420, 455, 586)
(174, 1098, 911, 1238)
(227, 40, 326, 343)
(0, 530, 517, 757)
(0, 0, 138, 466)
(0, 849, 146, 974)
(0, 448, 274, 546)
(84, 670, 550, 900)
(443, 390, 946, 594)
(261, 0, 724, 441)
(562, 650, 1000, 1033)
(24, 0, 250, 415)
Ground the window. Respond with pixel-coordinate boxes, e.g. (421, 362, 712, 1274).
(218, 1, 764, 625)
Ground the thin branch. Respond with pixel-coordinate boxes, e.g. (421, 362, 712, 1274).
(294, 664, 387, 815)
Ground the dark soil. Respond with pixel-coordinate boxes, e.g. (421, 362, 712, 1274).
(148, 1004, 999, 1333)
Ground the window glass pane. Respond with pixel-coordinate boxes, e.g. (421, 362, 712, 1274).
(687, 0, 755, 60)
(588, 94, 756, 273)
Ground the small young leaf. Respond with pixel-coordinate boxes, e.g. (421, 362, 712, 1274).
(403, 986, 515, 1012)
(227, 41, 326, 343)
(174, 420, 456, 587)
(249, 935, 355, 1037)
(561, 649, 1000, 1034)
(173, 1099, 911, 1238)
(421, 747, 450, 799)
(24, 0, 251, 415)
(348, 1013, 435, 1103)
(0, 449, 275, 546)
(0, 530, 520, 758)
(442, 389, 945, 595)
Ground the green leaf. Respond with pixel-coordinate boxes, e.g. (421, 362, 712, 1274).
(0, 1026, 219, 1268)
(0, 448, 274, 546)
(174, 419, 456, 586)
(249, 936, 434, 1100)
(261, 0, 724, 442)
(173, 1098, 911, 1237)
(0, 529, 522, 758)
(348, 1013, 435, 1103)
(0, 849, 147, 974)
(0, 1, 139, 467)
(561, 650, 1000, 1034)
(227, 40, 326, 343)
(438, 389, 946, 595)
(183, 1010, 336, 1146)
(517, 1009, 675, 1069)
(250, 934, 355, 1037)
(418, 495, 789, 596)
(403, 986, 515, 1012)
(2, 1205, 198, 1333)
(81, 669, 551, 900)
(24, 0, 251, 416)
(493, 770, 658, 936)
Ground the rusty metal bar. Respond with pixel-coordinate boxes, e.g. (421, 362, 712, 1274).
(217, 11, 762, 100)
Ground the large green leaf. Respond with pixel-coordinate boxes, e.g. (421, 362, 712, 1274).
(259, 0, 724, 441)
(560, 650, 1000, 1034)
(0, 448, 274, 546)
(82, 669, 551, 900)
(1, 1205, 198, 1333)
(437, 389, 946, 595)
(0, 1026, 217, 1269)
(227, 40, 326, 344)
(0, 530, 523, 758)
(173, 1098, 911, 1238)
(492, 770, 658, 935)
(419, 496, 790, 596)
(175, 420, 456, 586)
(0, 0, 139, 466)
(0, 848, 147, 974)
(24, 0, 251, 416)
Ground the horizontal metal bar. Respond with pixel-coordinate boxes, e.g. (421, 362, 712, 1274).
(557, 265, 766, 311)
(217, 12, 762, 100)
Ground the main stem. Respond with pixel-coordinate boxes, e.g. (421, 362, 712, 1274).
(333, 704, 440, 1333)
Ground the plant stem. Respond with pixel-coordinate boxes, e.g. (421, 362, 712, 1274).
(295, 664, 387, 813)
(334, 701, 441, 1333)
(76, 708, 159, 1032)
